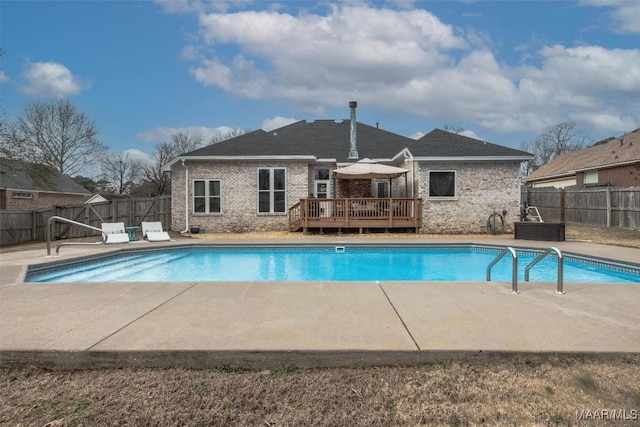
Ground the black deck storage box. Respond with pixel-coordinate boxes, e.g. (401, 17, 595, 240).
(514, 222, 565, 241)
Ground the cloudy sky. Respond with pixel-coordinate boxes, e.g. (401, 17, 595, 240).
(2, 0, 639, 159)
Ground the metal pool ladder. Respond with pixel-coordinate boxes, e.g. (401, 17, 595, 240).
(486, 247, 518, 293)
(525, 247, 565, 294)
(47, 216, 108, 256)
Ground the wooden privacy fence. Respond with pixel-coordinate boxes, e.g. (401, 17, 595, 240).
(522, 187, 640, 229)
(0, 196, 171, 246)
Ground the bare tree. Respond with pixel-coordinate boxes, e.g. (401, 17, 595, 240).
(442, 123, 465, 134)
(520, 122, 591, 173)
(169, 129, 206, 156)
(0, 100, 107, 175)
(72, 175, 110, 193)
(140, 130, 207, 196)
(209, 128, 246, 144)
(135, 128, 248, 196)
(101, 152, 141, 195)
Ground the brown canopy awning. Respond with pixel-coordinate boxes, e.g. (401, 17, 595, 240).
(332, 158, 409, 180)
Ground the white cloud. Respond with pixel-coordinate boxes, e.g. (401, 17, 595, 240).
(21, 62, 85, 98)
(261, 116, 298, 132)
(174, 3, 640, 139)
(0, 71, 9, 83)
(191, 4, 466, 103)
(123, 148, 153, 165)
(136, 126, 239, 144)
(581, 0, 640, 33)
(568, 112, 638, 134)
(609, 2, 640, 33)
(459, 129, 480, 140)
(180, 45, 201, 61)
(190, 59, 233, 90)
(155, 0, 252, 14)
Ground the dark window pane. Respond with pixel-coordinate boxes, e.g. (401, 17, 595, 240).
(209, 198, 221, 213)
(429, 172, 455, 197)
(210, 180, 220, 196)
(274, 191, 285, 212)
(315, 168, 330, 180)
(258, 192, 270, 212)
(273, 169, 285, 190)
(377, 182, 389, 197)
(194, 198, 206, 212)
(258, 169, 270, 190)
(194, 181, 205, 196)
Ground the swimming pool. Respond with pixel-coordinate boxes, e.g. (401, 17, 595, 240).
(26, 244, 640, 283)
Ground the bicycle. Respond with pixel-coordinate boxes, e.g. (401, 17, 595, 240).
(486, 208, 512, 235)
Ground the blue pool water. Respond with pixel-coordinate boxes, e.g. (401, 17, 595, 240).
(26, 245, 640, 283)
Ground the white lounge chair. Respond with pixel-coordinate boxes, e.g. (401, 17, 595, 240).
(101, 222, 130, 244)
(141, 221, 171, 242)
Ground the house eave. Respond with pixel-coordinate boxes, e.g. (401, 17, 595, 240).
(411, 155, 533, 162)
(392, 148, 412, 163)
(573, 158, 640, 173)
(0, 186, 89, 196)
(162, 155, 320, 172)
(525, 172, 575, 183)
(335, 157, 396, 167)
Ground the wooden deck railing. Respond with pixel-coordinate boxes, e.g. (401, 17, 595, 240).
(288, 198, 422, 233)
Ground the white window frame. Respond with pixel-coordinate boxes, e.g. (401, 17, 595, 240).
(428, 170, 457, 199)
(12, 192, 33, 199)
(257, 167, 287, 214)
(193, 179, 222, 214)
(313, 167, 331, 198)
(584, 169, 598, 184)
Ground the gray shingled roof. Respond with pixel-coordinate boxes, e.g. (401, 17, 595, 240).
(526, 128, 640, 181)
(183, 119, 415, 162)
(0, 158, 91, 194)
(410, 129, 532, 158)
(178, 122, 532, 163)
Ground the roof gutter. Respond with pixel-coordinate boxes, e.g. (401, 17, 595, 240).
(410, 155, 534, 162)
(573, 158, 640, 173)
(2, 187, 91, 196)
(180, 159, 189, 234)
(162, 155, 318, 172)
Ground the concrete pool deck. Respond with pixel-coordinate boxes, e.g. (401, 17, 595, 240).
(1, 235, 639, 369)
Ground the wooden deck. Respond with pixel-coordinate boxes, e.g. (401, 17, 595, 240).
(288, 198, 423, 233)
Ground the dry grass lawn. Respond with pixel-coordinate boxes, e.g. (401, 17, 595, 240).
(2, 357, 639, 426)
(1, 224, 639, 426)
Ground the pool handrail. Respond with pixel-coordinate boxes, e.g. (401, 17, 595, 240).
(486, 247, 518, 293)
(525, 247, 565, 294)
(47, 216, 108, 257)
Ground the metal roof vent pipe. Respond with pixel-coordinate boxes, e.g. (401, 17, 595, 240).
(348, 101, 359, 159)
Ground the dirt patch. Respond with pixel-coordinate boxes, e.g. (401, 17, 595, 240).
(565, 224, 640, 248)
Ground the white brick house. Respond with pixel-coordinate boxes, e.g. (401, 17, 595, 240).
(163, 104, 532, 234)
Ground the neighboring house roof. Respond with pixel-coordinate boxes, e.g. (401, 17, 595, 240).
(526, 128, 640, 182)
(85, 194, 109, 204)
(165, 121, 532, 168)
(409, 129, 532, 160)
(0, 158, 91, 195)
